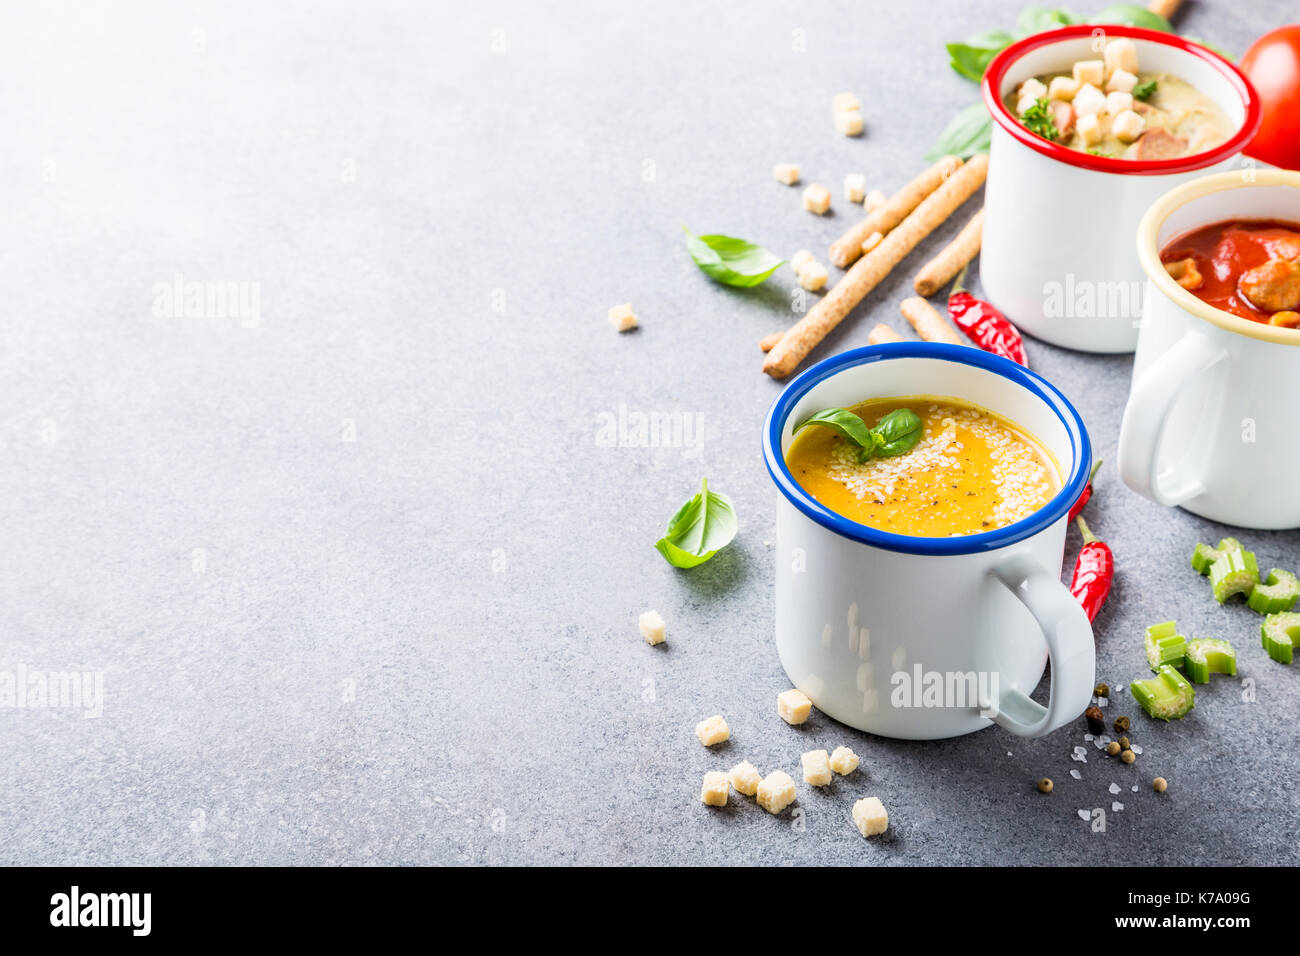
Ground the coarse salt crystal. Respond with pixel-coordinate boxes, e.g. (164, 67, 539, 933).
(1070, 769, 1082, 780)
(1083, 734, 1094, 742)
(1130, 744, 1142, 755)
(1112, 801, 1124, 812)
(1109, 783, 1120, 794)
(1077, 809, 1090, 821)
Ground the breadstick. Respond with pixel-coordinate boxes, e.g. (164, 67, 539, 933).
(901, 297, 965, 345)
(1147, 0, 1181, 20)
(867, 323, 904, 345)
(829, 156, 963, 268)
(913, 208, 985, 297)
(861, 231, 883, 255)
(759, 331, 783, 352)
(763, 152, 989, 379)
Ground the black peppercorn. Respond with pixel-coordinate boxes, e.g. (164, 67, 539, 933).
(1084, 706, 1105, 734)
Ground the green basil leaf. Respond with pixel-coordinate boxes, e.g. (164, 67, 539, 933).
(946, 31, 1017, 82)
(683, 227, 783, 288)
(1087, 4, 1171, 32)
(925, 102, 993, 161)
(654, 478, 738, 569)
(870, 409, 924, 457)
(1017, 6, 1080, 34)
(794, 407, 876, 451)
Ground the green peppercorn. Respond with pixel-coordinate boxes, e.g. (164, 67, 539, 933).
(1114, 715, 1131, 733)
(1121, 749, 1136, 765)
(1094, 682, 1110, 698)
(1106, 741, 1121, 756)
(1118, 736, 1131, 751)
(1038, 777, 1053, 793)
(1153, 777, 1168, 793)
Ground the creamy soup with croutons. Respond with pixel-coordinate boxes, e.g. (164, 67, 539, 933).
(1003, 37, 1233, 160)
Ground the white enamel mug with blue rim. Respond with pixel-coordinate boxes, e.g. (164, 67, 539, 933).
(764, 343, 1095, 740)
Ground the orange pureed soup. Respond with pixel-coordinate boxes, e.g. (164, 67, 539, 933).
(786, 397, 1062, 537)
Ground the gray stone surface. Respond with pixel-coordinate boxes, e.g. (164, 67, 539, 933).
(2, 1, 1296, 866)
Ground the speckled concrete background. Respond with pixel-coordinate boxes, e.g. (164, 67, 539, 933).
(1, 0, 1296, 866)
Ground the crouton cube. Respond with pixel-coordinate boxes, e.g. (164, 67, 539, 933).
(833, 109, 864, 136)
(1016, 93, 1039, 116)
(728, 761, 761, 796)
(1072, 83, 1106, 118)
(638, 610, 665, 645)
(802, 183, 831, 215)
(797, 262, 828, 292)
(1018, 77, 1048, 101)
(831, 91, 861, 113)
(790, 249, 814, 272)
(801, 749, 833, 786)
(864, 189, 886, 213)
(695, 714, 730, 746)
(756, 770, 797, 814)
(1112, 108, 1145, 143)
(608, 303, 638, 332)
(1048, 76, 1079, 100)
(773, 162, 801, 186)
(1106, 68, 1138, 94)
(778, 688, 813, 725)
(1072, 59, 1104, 87)
(829, 746, 860, 775)
(852, 796, 889, 837)
(1105, 91, 1134, 115)
(1104, 38, 1139, 77)
(1076, 113, 1103, 147)
(844, 173, 866, 203)
(700, 771, 729, 806)
(733, 764, 759, 801)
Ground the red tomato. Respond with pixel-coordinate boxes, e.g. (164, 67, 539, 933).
(1240, 25, 1300, 171)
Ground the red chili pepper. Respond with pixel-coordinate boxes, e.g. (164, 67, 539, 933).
(947, 266, 1028, 366)
(1070, 516, 1113, 624)
(1067, 459, 1104, 522)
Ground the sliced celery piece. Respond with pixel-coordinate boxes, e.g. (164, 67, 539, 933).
(1209, 549, 1259, 604)
(1144, 620, 1186, 672)
(1183, 638, 1236, 683)
(1130, 665, 1195, 721)
(1247, 569, 1300, 615)
(1261, 612, 1300, 665)
(1191, 537, 1244, 576)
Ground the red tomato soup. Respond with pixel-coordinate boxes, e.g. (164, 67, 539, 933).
(1159, 220, 1300, 328)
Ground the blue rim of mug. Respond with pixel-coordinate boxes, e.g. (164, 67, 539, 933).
(762, 343, 1092, 556)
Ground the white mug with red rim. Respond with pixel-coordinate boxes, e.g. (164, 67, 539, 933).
(980, 25, 1261, 354)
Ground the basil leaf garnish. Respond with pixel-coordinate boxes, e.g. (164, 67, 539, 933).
(683, 227, 783, 288)
(654, 478, 738, 569)
(870, 409, 924, 457)
(794, 408, 876, 449)
(925, 102, 993, 161)
(796, 407, 924, 462)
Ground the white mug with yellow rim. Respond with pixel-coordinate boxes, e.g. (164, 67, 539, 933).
(1119, 169, 1300, 530)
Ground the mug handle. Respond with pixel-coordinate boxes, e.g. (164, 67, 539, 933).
(984, 554, 1095, 738)
(1118, 330, 1228, 507)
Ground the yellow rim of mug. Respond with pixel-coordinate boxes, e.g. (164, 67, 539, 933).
(1137, 168, 1300, 347)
